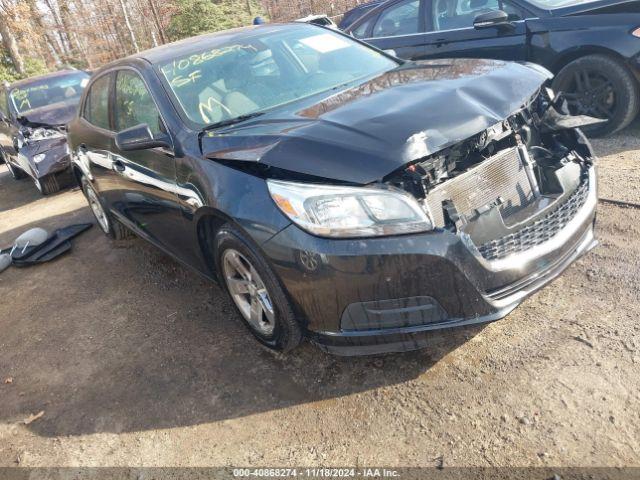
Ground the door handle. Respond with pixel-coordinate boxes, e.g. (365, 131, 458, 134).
(113, 159, 126, 172)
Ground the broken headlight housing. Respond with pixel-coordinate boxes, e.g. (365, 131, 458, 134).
(267, 180, 433, 238)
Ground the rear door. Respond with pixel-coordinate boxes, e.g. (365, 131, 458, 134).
(109, 68, 183, 253)
(421, 0, 529, 61)
(353, 0, 430, 60)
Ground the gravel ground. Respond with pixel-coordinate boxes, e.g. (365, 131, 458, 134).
(0, 123, 639, 468)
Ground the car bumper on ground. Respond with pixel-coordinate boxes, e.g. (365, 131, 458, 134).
(263, 166, 598, 356)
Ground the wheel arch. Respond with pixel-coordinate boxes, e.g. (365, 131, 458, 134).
(549, 46, 632, 75)
(195, 207, 238, 280)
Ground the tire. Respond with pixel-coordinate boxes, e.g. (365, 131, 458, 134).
(5, 160, 26, 180)
(552, 54, 640, 137)
(80, 176, 133, 240)
(34, 174, 60, 195)
(215, 224, 303, 352)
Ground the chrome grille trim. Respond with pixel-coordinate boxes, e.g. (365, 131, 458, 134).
(477, 175, 590, 261)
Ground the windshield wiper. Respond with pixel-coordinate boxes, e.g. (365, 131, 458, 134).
(202, 112, 265, 132)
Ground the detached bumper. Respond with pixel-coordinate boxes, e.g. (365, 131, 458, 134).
(262, 166, 598, 356)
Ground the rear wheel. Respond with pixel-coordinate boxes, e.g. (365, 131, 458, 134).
(34, 174, 60, 195)
(80, 176, 133, 240)
(552, 54, 640, 137)
(215, 224, 302, 352)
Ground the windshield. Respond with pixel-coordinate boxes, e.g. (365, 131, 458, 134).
(9, 72, 90, 115)
(525, 0, 599, 8)
(158, 25, 398, 127)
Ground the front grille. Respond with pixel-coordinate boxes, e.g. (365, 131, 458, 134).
(425, 147, 535, 228)
(477, 177, 590, 261)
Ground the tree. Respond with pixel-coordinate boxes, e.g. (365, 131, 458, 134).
(166, 0, 265, 40)
(25, 0, 63, 68)
(117, 0, 139, 52)
(0, 2, 25, 75)
(147, 0, 167, 44)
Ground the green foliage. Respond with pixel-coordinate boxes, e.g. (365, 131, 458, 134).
(166, 0, 267, 41)
(0, 49, 49, 85)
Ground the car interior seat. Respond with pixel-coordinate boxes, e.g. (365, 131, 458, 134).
(378, 18, 397, 36)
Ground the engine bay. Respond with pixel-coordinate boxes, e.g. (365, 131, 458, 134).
(386, 89, 598, 244)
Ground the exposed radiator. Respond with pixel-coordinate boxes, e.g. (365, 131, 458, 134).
(424, 147, 536, 228)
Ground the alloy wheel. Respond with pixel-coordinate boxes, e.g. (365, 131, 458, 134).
(85, 185, 110, 234)
(562, 69, 616, 120)
(222, 248, 276, 336)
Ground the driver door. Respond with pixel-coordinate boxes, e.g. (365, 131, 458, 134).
(422, 0, 529, 61)
(109, 68, 184, 255)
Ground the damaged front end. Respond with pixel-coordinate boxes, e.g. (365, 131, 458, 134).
(14, 117, 73, 193)
(385, 88, 598, 274)
(199, 60, 599, 354)
(258, 88, 599, 355)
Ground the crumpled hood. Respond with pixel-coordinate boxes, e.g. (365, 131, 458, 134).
(203, 58, 551, 184)
(18, 98, 79, 128)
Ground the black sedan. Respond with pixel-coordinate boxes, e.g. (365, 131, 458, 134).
(343, 0, 640, 136)
(0, 70, 90, 194)
(68, 24, 597, 355)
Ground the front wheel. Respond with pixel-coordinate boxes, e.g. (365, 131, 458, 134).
(34, 174, 60, 195)
(215, 224, 302, 352)
(552, 54, 640, 137)
(80, 176, 133, 240)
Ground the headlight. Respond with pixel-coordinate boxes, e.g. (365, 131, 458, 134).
(632, 27, 640, 38)
(267, 180, 433, 238)
(33, 153, 46, 163)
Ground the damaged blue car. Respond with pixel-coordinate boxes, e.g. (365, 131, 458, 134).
(0, 70, 89, 194)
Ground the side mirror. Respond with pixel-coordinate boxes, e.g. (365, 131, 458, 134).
(115, 123, 172, 152)
(473, 10, 511, 30)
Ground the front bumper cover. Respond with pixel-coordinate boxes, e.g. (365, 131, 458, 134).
(262, 166, 598, 356)
(17, 136, 71, 179)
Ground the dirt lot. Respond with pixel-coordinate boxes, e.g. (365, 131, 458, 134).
(0, 123, 639, 468)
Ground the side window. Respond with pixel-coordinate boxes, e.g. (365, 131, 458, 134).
(352, 17, 374, 39)
(114, 70, 163, 135)
(431, 0, 522, 31)
(83, 75, 111, 130)
(372, 0, 421, 38)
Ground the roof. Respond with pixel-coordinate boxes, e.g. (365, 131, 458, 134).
(9, 69, 86, 89)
